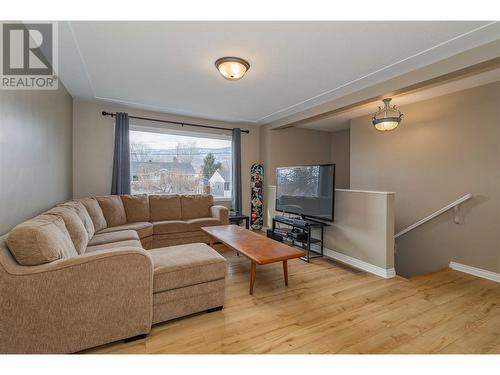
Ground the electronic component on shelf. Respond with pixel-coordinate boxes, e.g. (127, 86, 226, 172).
(289, 230, 308, 242)
(266, 229, 284, 242)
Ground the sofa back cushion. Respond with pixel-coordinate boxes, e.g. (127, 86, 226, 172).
(59, 200, 95, 238)
(46, 206, 89, 254)
(149, 195, 181, 221)
(7, 214, 78, 266)
(79, 197, 107, 232)
(181, 194, 213, 220)
(96, 195, 127, 228)
(121, 194, 150, 222)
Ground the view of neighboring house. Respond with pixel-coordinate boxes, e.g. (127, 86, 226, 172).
(131, 157, 231, 198)
(131, 158, 199, 194)
(209, 168, 231, 198)
(129, 129, 232, 196)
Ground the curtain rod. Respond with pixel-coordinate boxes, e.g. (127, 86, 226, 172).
(101, 111, 250, 134)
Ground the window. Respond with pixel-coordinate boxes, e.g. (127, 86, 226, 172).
(129, 127, 232, 199)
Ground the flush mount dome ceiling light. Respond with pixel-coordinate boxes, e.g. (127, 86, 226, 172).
(372, 98, 404, 132)
(215, 57, 250, 80)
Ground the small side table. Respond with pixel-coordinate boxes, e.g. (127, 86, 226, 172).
(229, 213, 250, 229)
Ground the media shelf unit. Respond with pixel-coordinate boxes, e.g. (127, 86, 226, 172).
(271, 216, 328, 262)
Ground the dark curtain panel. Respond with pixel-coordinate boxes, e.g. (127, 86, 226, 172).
(111, 112, 131, 195)
(232, 128, 242, 214)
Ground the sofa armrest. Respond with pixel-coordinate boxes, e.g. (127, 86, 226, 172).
(210, 205, 229, 224)
(0, 247, 153, 353)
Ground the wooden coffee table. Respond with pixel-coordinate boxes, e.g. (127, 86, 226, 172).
(202, 225, 304, 295)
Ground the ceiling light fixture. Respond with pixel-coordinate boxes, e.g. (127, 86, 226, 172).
(215, 57, 250, 80)
(372, 98, 403, 132)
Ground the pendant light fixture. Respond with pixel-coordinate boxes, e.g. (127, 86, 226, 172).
(372, 98, 404, 132)
(215, 57, 250, 80)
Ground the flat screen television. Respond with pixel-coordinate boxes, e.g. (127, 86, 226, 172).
(275, 164, 335, 222)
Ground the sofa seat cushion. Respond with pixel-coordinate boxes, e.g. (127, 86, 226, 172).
(96, 222, 153, 239)
(152, 231, 209, 248)
(186, 217, 220, 232)
(153, 220, 188, 235)
(149, 243, 226, 293)
(86, 239, 143, 253)
(180, 194, 213, 220)
(7, 214, 78, 265)
(96, 195, 127, 227)
(155, 231, 206, 240)
(88, 230, 139, 246)
(149, 194, 182, 221)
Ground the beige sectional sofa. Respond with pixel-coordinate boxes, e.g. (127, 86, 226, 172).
(0, 194, 229, 353)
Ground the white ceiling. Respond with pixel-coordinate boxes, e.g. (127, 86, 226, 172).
(58, 21, 500, 125)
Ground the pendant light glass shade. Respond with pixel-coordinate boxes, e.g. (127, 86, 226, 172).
(372, 98, 403, 132)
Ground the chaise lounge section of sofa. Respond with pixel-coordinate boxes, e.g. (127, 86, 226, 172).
(0, 194, 229, 353)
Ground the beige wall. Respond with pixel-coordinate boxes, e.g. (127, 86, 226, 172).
(0, 86, 73, 235)
(72, 99, 261, 216)
(325, 189, 395, 271)
(350, 82, 500, 276)
(330, 129, 350, 189)
(265, 186, 395, 273)
(260, 125, 333, 186)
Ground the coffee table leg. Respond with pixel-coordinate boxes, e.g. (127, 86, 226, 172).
(208, 236, 214, 248)
(283, 260, 288, 286)
(249, 262, 256, 295)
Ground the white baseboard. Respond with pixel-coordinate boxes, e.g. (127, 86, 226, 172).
(259, 227, 395, 278)
(323, 248, 396, 279)
(449, 261, 500, 283)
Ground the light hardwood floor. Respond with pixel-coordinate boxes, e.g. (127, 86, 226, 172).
(84, 244, 500, 354)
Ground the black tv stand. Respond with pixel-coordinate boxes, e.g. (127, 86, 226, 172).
(271, 215, 328, 262)
(276, 216, 308, 227)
